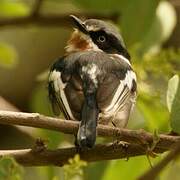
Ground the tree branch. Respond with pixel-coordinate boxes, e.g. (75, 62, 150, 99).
(138, 141, 180, 180)
(0, 111, 179, 151)
(0, 110, 180, 166)
(0, 13, 119, 28)
(0, 141, 173, 167)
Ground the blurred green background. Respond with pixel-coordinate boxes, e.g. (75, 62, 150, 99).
(0, 0, 180, 180)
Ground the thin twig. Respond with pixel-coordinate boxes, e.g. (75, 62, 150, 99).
(138, 141, 180, 180)
(0, 111, 179, 151)
(0, 13, 119, 28)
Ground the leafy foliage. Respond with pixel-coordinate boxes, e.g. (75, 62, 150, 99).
(63, 154, 87, 180)
(0, 43, 18, 68)
(102, 156, 150, 180)
(167, 75, 180, 133)
(0, 0, 30, 17)
(0, 156, 23, 180)
(167, 75, 179, 112)
(136, 1, 177, 56)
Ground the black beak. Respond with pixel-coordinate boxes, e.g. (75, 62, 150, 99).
(70, 15, 88, 34)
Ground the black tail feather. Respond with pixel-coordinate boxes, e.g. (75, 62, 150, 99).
(77, 93, 99, 148)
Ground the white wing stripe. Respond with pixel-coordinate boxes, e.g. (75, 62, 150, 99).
(103, 70, 136, 113)
(124, 70, 136, 89)
(113, 54, 131, 66)
(50, 70, 75, 120)
(104, 82, 124, 112)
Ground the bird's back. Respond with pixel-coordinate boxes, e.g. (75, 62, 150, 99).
(49, 50, 136, 128)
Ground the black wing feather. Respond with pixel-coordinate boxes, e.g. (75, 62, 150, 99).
(48, 57, 71, 119)
(48, 80, 70, 119)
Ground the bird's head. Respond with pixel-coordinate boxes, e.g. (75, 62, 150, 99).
(65, 15, 130, 60)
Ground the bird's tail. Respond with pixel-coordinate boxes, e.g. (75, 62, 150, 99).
(77, 92, 99, 148)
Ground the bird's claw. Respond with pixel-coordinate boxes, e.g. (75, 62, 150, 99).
(32, 138, 48, 153)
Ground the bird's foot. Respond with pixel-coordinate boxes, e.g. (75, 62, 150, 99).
(32, 137, 48, 153)
(113, 140, 129, 161)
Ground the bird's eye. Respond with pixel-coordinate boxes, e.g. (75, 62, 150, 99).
(98, 35, 106, 43)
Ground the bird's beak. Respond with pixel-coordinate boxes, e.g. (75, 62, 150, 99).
(70, 15, 88, 34)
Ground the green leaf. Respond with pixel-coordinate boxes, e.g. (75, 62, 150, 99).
(138, 1, 177, 56)
(167, 75, 179, 112)
(0, 43, 18, 68)
(102, 157, 150, 180)
(63, 154, 87, 180)
(137, 93, 170, 132)
(0, 1, 30, 17)
(167, 75, 180, 133)
(73, 0, 123, 14)
(157, 1, 176, 44)
(0, 156, 24, 180)
(120, 0, 159, 47)
(102, 155, 171, 180)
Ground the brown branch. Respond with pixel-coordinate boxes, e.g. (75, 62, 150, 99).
(0, 141, 173, 167)
(0, 111, 179, 151)
(0, 13, 119, 28)
(0, 110, 180, 166)
(138, 141, 180, 180)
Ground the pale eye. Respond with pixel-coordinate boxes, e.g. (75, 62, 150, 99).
(98, 35, 106, 43)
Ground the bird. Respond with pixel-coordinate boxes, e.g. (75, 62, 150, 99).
(48, 15, 137, 148)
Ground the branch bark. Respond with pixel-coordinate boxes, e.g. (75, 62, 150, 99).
(0, 143, 141, 166)
(0, 110, 180, 166)
(0, 142, 173, 167)
(0, 111, 179, 150)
